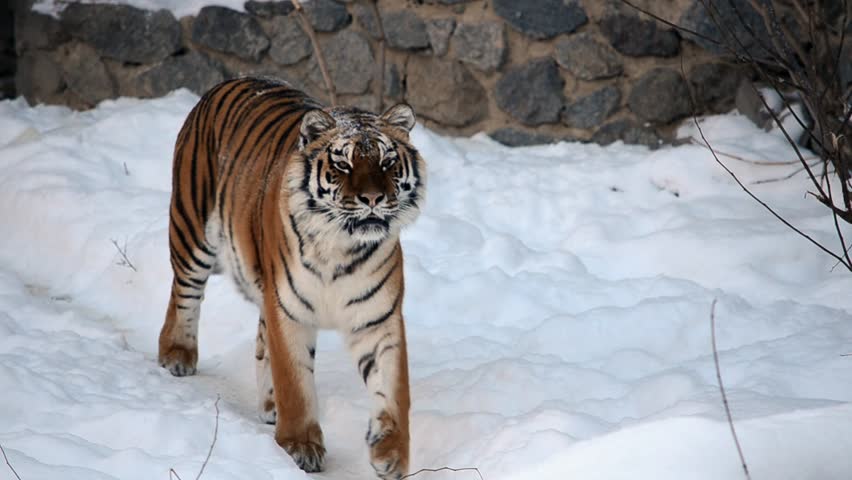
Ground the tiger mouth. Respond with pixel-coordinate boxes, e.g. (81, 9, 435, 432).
(355, 216, 389, 229)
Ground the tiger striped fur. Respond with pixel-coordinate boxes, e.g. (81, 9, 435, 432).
(157, 77, 425, 479)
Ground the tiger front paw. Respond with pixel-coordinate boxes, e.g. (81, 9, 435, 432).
(367, 411, 409, 480)
(158, 344, 198, 377)
(277, 423, 326, 473)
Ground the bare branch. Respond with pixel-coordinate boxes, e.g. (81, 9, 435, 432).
(750, 161, 826, 185)
(688, 137, 816, 165)
(710, 300, 751, 480)
(0, 444, 22, 480)
(168, 396, 221, 480)
(679, 54, 852, 269)
(292, 0, 337, 106)
(402, 466, 485, 480)
(368, 0, 386, 112)
(111, 238, 138, 272)
(195, 396, 221, 480)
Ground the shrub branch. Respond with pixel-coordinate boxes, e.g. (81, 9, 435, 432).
(292, 0, 337, 106)
(710, 300, 751, 480)
(0, 444, 22, 480)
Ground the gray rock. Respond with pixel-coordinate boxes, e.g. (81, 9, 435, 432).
(451, 22, 506, 72)
(58, 43, 115, 106)
(353, 3, 381, 39)
(0, 55, 14, 76)
(680, 0, 770, 59)
(192, 6, 269, 62)
(426, 18, 455, 56)
(406, 56, 486, 127)
(562, 85, 622, 129)
(135, 51, 225, 97)
(0, 77, 14, 100)
(688, 62, 744, 113)
(489, 128, 557, 146)
(554, 33, 623, 80)
(0, 6, 10, 48)
(244, 1, 294, 17)
(268, 16, 312, 65)
(496, 58, 564, 126)
(735, 78, 772, 129)
(627, 68, 691, 124)
(493, 0, 587, 40)
(303, 0, 351, 32)
(308, 30, 373, 95)
(60, 3, 180, 64)
(383, 10, 430, 50)
(838, 38, 852, 89)
(599, 12, 679, 57)
(15, 10, 68, 54)
(16, 52, 64, 104)
(384, 63, 403, 101)
(592, 119, 661, 148)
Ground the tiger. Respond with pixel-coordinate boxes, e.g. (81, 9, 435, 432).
(156, 77, 425, 479)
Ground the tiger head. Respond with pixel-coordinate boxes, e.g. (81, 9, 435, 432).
(287, 103, 426, 245)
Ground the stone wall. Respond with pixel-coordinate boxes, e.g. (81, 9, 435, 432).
(13, 0, 750, 147)
(0, 2, 15, 100)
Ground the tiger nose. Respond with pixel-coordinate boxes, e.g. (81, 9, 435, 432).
(356, 192, 385, 207)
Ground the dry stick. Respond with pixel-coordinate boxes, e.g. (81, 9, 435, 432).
(688, 137, 814, 165)
(751, 163, 830, 185)
(710, 300, 751, 480)
(292, 0, 337, 106)
(168, 396, 220, 480)
(402, 466, 485, 480)
(0, 444, 22, 480)
(195, 396, 221, 480)
(368, 0, 386, 112)
(678, 53, 852, 269)
(110, 238, 138, 272)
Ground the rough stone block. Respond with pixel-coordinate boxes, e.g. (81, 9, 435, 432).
(496, 58, 564, 125)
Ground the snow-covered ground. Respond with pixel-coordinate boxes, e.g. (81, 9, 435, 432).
(0, 90, 851, 480)
(33, 0, 249, 18)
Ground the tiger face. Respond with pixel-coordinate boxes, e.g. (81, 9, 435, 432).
(288, 104, 425, 244)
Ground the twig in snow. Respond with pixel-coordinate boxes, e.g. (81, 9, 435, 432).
(168, 396, 220, 480)
(123, 162, 130, 176)
(401, 466, 485, 480)
(751, 162, 828, 185)
(0, 444, 22, 480)
(292, 0, 337, 106)
(710, 299, 751, 480)
(195, 395, 220, 480)
(110, 238, 138, 272)
(687, 137, 815, 166)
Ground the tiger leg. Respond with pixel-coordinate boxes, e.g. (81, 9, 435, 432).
(346, 316, 410, 480)
(256, 314, 277, 424)
(264, 299, 324, 472)
(158, 228, 218, 376)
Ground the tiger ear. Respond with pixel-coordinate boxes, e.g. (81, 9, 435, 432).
(299, 109, 335, 149)
(381, 103, 416, 133)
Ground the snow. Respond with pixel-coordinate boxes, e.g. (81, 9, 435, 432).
(1, 90, 851, 480)
(33, 0, 249, 18)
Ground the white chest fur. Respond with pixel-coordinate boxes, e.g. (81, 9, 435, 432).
(271, 238, 399, 332)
